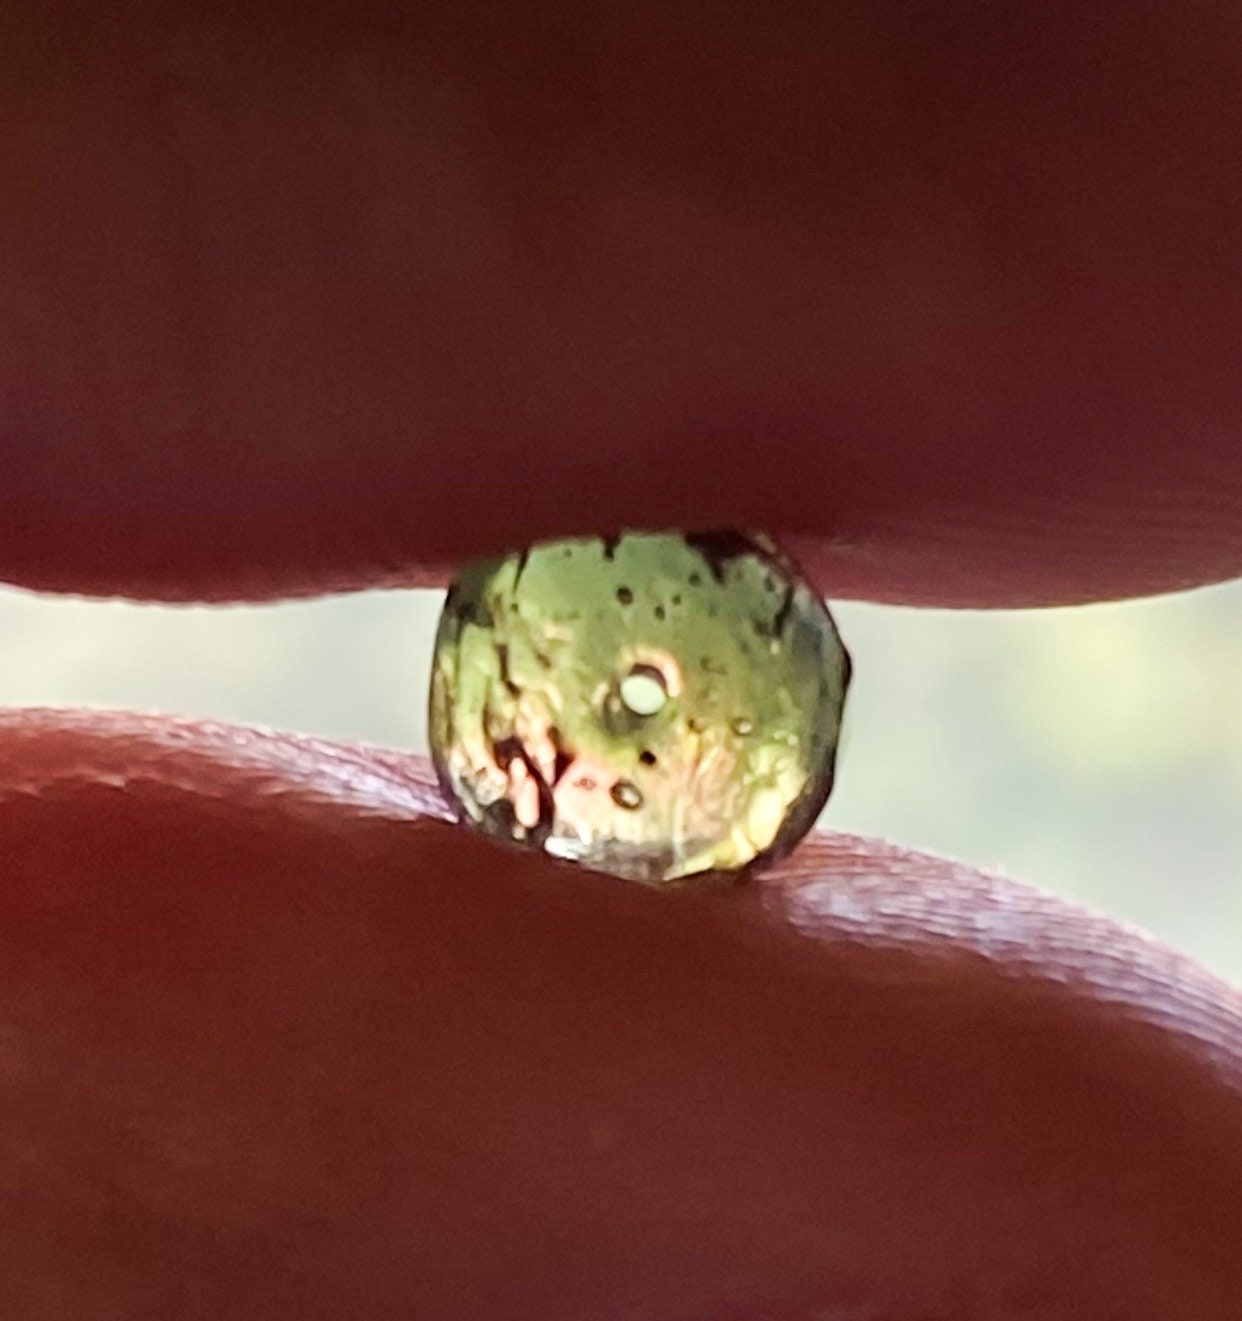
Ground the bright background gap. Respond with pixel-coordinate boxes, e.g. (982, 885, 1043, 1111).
(0, 580, 1238, 981)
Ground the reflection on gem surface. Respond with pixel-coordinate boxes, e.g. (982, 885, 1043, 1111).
(429, 530, 851, 885)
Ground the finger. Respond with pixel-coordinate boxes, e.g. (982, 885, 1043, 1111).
(2, 1, 1241, 604)
(4, 710, 1241, 1319)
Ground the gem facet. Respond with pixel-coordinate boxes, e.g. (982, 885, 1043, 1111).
(429, 531, 851, 885)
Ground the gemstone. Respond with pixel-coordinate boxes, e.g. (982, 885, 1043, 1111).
(428, 530, 851, 885)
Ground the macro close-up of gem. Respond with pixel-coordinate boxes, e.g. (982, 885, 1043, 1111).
(429, 531, 851, 884)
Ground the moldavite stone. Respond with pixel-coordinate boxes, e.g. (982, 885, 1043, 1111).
(429, 531, 851, 885)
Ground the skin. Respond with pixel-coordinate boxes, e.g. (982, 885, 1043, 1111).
(2, 2, 1242, 1317)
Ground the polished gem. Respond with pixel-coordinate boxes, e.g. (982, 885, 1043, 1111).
(429, 531, 851, 885)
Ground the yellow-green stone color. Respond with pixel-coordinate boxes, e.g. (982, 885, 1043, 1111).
(429, 531, 851, 884)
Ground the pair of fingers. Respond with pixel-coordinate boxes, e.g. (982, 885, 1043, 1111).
(3, 2, 1242, 1317)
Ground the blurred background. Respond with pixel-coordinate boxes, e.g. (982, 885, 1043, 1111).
(1, 578, 1239, 982)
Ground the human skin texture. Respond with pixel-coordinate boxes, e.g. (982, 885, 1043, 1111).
(2, 2, 1242, 1318)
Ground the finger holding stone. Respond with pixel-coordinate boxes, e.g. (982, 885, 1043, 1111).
(3, 709, 1242, 1318)
(1, 0, 1242, 603)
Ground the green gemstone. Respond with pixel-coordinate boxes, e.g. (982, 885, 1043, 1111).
(429, 531, 851, 885)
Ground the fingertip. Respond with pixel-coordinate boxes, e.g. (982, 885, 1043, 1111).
(3, 712, 1242, 1317)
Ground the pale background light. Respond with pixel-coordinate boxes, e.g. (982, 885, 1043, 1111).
(0, 580, 1238, 982)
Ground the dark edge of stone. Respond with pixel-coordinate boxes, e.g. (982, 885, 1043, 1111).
(683, 530, 760, 584)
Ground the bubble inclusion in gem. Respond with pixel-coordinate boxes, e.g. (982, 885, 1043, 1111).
(428, 530, 851, 885)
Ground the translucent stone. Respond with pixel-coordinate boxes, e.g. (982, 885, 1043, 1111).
(428, 531, 851, 885)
